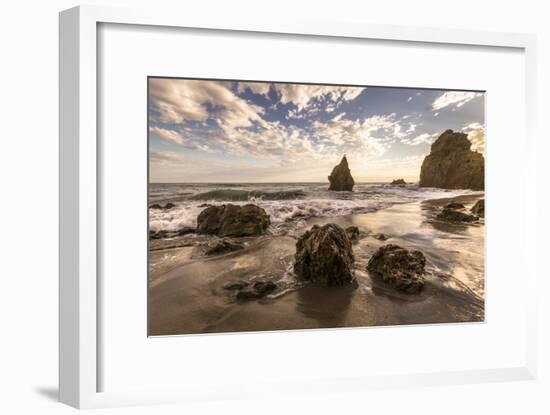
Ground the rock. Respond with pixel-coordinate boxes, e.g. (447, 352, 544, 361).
(149, 202, 176, 210)
(294, 224, 355, 286)
(177, 227, 195, 236)
(149, 230, 169, 239)
(437, 207, 478, 222)
(471, 199, 485, 217)
(373, 233, 390, 241)
(390, 179, 406, 186)
(196, 204, 271, 237)
(328, 156, 355, 191)
(445, 202, 465, 210)
(366, 244, 426, 293)
(204, 238, 244, 256)
(223, 280, 249, 290)
(419, 129, 484, 190)
(345, 226, 360, 241)
(236, 281, 277, 300)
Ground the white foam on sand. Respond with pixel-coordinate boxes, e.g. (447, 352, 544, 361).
(148, 184, 481, 232)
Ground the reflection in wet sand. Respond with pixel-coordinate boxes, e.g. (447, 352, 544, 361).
(149, 195, 484, 336)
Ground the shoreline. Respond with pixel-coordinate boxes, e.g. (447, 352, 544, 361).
(148, 193, 485, 336)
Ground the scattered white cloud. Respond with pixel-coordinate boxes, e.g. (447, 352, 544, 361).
(432, 91, 483, 111)
(149, 126, 183, 145)
(434, 112, 439, 117)
(149, 79, 268, 135)
(462, 122, 485, 154)
(312, 113, 401, 159)
(237, 82, 271, 97)
(402, 132, 438, 146)
(149, 150, 184, 162)
(274, 84, 365, 113)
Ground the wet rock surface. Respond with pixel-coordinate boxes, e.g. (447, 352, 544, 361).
(445, 202, 465, 209)
(223, 280, 249, 290)
(367, 244, 426, 293)
(203, 238, 244, 256)
(149, 202, 176, 210)
(328, 156, 355, 191)
(437, 207, 478, 223)
(236, 281, 277, 300)
(390, 179, 406, 186)
(345, 226, 360, 241)
(149, 227, 195, 240)
(294, 223, 355, 286)
(419, 129, 484, 190)
(471, 199, 485, 217)
(373, 233, 390, 241)
(196, 204, 271, 237)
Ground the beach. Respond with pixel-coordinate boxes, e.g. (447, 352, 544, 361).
(148, 183, 485, 336)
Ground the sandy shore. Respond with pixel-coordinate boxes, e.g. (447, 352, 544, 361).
(148, 194, 484, 336)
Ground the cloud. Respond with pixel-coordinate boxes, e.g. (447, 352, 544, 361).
(312, 113, 400, 159)
(149, 79, 267, 135)
(432, 91, 483, 111)
(149, 150, 186, 170)
(149, 126, 183, 144)
(237, 82, 271, 97)
(407, 96, 412, 102)
(402, 132, 438, 146)
(462, 122, 485, 154)
(274, 84, 365, 113)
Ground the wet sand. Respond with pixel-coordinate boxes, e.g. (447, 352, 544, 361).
(148, 194, 484, 336)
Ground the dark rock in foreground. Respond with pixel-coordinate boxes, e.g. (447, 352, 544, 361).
(445, 202, 465, 210)
(204, 238, 244, 256)
(391, 179, 406, 186)
(367, 244, 426, 293)
(196, 204, 270, 237)
(437, 207, 478, 223)
(419, 129, 484, 190)
(328, 156, 355, 191)
(471, 199, 485, 217)
(294, 223, 355, 286)
(236, 281, 277, 300)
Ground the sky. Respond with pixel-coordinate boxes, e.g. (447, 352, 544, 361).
(148, 78, 485, 183)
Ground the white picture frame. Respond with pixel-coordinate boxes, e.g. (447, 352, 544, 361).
(59, 4, 538, 409)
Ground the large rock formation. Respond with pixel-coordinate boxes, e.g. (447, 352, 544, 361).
(367, 244, 426, 293)
(419, 129, 484, 190)
(328, 156, 355, 191)
(196, 204, 270, 237)
(294, 223, 355, 286)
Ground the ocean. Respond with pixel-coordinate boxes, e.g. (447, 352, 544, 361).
(148, 182, 478, 233)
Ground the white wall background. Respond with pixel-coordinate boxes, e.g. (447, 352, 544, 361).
(0, 0, 547, 414)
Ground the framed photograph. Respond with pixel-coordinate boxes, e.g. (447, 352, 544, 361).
(60, 5, 538, 409)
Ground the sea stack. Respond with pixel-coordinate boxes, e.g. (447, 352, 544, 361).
(419, 130, 484, 190)
(328, 156, 355, 191)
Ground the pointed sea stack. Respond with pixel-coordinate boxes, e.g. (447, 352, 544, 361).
(419, 130, 484, 190)
(328, 156, 355, 191)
